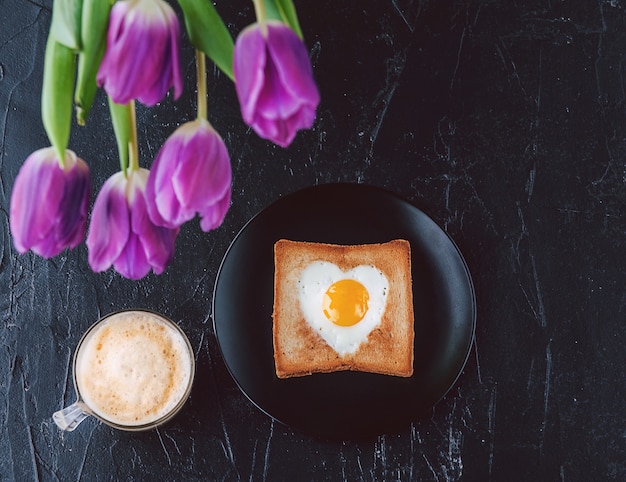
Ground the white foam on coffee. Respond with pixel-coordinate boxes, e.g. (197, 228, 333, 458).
(75, 311, 193, 426)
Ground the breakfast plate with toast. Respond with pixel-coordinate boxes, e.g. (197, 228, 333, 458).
(213, 183, 476, 438)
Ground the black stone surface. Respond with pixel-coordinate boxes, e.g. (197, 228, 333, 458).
(1, 0, 625, 480)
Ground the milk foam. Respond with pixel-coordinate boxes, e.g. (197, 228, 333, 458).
(75, 311, 193, 426)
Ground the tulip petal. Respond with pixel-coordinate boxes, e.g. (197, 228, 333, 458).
(253, 24, 318, 146)
(56, 153, 90, 249)
(233, 24, 267, 125)
(10, 149, 63, 255)
(142, 225, 178, 275)
(164, 9, 183, 100)
(128, 169, 177, 275)
(134, 10, 181, 105)
(147, 127, 188, 227)
(172, 121, 231, 210)
(266, 23, 320, 114)
(113, 233, 152, 280)
(86, 172, 130, 272)
(199, 186, 231, 232)
(96, 1, 131, 102)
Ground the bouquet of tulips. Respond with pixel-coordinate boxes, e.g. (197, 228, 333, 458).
(10, 0, 320, 279)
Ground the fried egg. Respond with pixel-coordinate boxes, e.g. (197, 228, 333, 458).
(298, 261, 389, 356)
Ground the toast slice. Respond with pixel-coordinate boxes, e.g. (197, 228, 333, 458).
(272, 239, 414, 378)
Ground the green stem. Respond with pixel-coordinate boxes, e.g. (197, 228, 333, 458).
(196, 49, 207, 120)
(128, 100, 139, 173)
(252, 0, 268, 33)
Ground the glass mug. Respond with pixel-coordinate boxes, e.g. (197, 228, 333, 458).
(53, 310, 195, 431)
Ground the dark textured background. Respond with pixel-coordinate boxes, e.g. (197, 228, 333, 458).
(1, 0, 625, 480)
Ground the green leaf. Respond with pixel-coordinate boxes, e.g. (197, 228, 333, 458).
(107, 98, 132, 173)
(178, 0, 234, 80)
(49, 0, 84, 50)
(75, 0, 113, 125)
(273, 0, 302, 38)
(263, 0, 303, 38)
(42, 36, 76, 161)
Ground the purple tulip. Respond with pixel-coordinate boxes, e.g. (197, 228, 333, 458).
(10, 147, 90, 258)
(97, 0, 183, 106)
(86, 169, 178, 280)
(233, 21, 320, 147)
(146, 118, 231, 232)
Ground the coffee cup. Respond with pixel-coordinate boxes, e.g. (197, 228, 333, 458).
(53, 309, 195, 431)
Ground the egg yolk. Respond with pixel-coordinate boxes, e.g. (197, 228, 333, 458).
(322, 279, 370, 326)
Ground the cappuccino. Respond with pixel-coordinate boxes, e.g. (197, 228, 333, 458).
(74, 310, 194, 427)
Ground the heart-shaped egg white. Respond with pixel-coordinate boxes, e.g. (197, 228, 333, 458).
(298, 261, 389, 356)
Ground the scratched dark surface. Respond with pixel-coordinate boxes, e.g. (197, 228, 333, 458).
(1, 0, 626, 480)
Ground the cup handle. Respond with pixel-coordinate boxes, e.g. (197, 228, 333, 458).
(53, 401, 91, 431)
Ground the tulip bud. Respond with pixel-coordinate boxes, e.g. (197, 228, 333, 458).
(146, 119, 231, 231)
(97, 0, 183, 106)
(10, 148, 90, 258)
(86, 169, 178, 280)
(233, 21, 320, 147)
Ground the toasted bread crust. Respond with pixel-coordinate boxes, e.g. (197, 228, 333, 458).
(272, 239, 414, 378)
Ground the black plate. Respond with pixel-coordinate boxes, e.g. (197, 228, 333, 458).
(212, 183, 476, 439)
